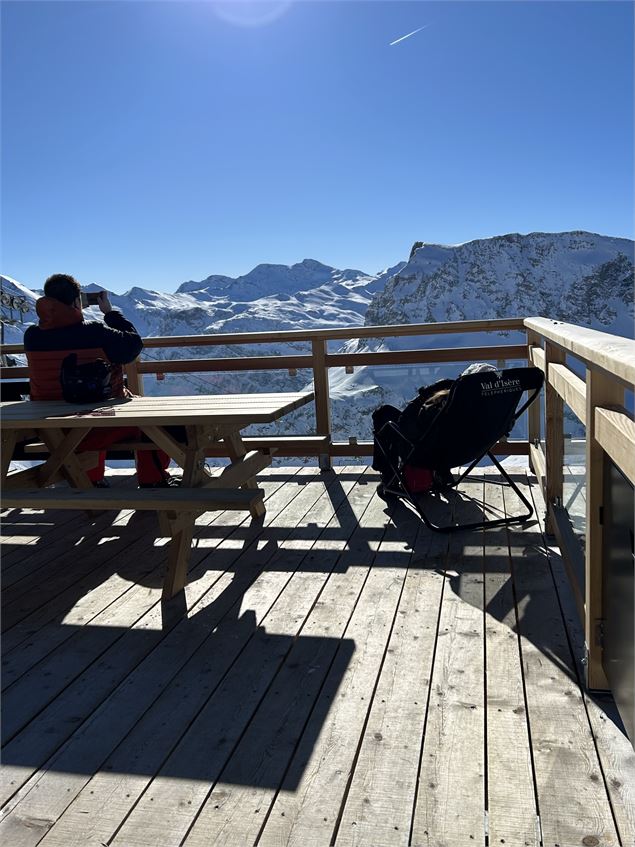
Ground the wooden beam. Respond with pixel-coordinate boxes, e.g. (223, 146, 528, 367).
(0, 366, 29, 379)
(548, 362, 586, 426)
(137, 355, 312, 374)
(585, 368, 624, 691)
(529, 344, 545, 372)
(0, 486, 264, 511)
(595, 407, 635, 486)
(530, 442, 546, 494)
(526, 329, 543, 476)
(548, 502, 585, 626)
(138, 425, 187, 467)
(34, 427, 92, 487)
(311, 338, 332, 471)
(544, 341, 565, 534)
(124, 317, 528, 349)
(125, 358, 144, 395)
(1, 430, 17, 481)
(2, 453, 103, 490)
(326, 344, 527, 368)
(204, 449, 272, 490)
(124, 345, 529, 378)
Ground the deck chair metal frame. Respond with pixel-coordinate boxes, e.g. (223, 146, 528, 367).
(374, 366, 545, 533)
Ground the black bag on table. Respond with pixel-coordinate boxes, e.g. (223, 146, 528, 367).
(60, 353, 113, 404)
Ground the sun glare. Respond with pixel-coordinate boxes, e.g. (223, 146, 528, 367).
(210, 1, 293, 28)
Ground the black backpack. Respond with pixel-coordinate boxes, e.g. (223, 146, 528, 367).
(60, 353, 112, 403)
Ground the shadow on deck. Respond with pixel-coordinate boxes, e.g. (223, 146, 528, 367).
(1, 466, 633, 847)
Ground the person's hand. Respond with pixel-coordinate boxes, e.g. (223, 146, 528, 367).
(97, 291, 113, 314)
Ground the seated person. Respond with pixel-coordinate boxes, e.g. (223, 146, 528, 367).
(372, 380, 453, 489)
(372, 363, 497, 490)
(24, 273, 177, 487)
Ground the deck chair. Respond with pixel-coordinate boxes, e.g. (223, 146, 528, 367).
(374, 366, 545, 532)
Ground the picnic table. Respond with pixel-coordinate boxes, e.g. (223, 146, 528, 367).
(0, 392, 314, 597)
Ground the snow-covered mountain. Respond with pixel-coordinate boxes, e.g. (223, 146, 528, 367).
(99, 259, 403, 341)
(366, 231, 634, 338)
(2, 231, 633, 446)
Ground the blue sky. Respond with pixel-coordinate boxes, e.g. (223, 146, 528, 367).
(2, 1, 633, 294)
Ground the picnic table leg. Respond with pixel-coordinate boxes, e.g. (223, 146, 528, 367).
(1, 431, 17, 486)
(223, 429, 266, 518)
(39, 428, 95, 490)
(161, 510, 195, 599)
(160, 426, 204, 599)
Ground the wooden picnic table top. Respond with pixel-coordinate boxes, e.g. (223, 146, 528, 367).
(0, 392, 315, 429)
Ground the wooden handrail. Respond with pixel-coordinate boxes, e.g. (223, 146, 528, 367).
(525, 316, 635, 695)
(0, 316, 526, 356)
(524, 317, 635, 386)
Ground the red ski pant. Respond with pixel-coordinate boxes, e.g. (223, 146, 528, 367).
(78, 426, 170, 484)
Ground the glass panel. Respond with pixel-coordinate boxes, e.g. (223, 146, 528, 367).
(563, 429, 586, 549)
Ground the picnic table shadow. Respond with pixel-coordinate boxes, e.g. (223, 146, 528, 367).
(2, 545, 356, 788)
(0, 471, 367, 787)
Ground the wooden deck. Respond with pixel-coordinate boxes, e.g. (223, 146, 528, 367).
(1, 465, 633, 847)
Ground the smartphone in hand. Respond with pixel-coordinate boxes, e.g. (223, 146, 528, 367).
(80, 291, 101, 308)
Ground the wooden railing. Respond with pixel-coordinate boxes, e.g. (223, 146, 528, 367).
(0, 317, 528, 461)
(525, 317, 635, 692)
(4, 315, 634, 697)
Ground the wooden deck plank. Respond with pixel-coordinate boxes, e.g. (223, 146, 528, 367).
(1, 480, 262, 693)
(36, 476, 377, 847)
(482, 477, 540, 847)
(332, 524, 448, 846)
(1, 506, 132, 592)
(529, 475, 635, 846)
(505, 474, 620, 847)
(254, 498, 423, 847)
(179, 478, 394, 847)
(0, 466, 627, 847)
(0, 468, 312, 818)
(104, 471, 378, 847)
(410, 480, 487, 847)
(1, 508, 82, 567)
(1, 508, 153, 634)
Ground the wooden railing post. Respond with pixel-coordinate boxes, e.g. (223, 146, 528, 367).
(584, 367, 623, 691)
(526, 330, 542, 465)
(311, 339, 332, 471)
(544, 341, 565, 534)
(125, 358, 144, 396)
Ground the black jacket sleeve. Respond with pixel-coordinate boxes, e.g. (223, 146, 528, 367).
(100, 310, 144, 364)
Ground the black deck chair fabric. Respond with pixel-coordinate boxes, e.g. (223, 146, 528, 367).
(374, 366, 545, 532)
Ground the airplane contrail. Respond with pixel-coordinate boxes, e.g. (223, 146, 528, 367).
(389, 24, 429, 46)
